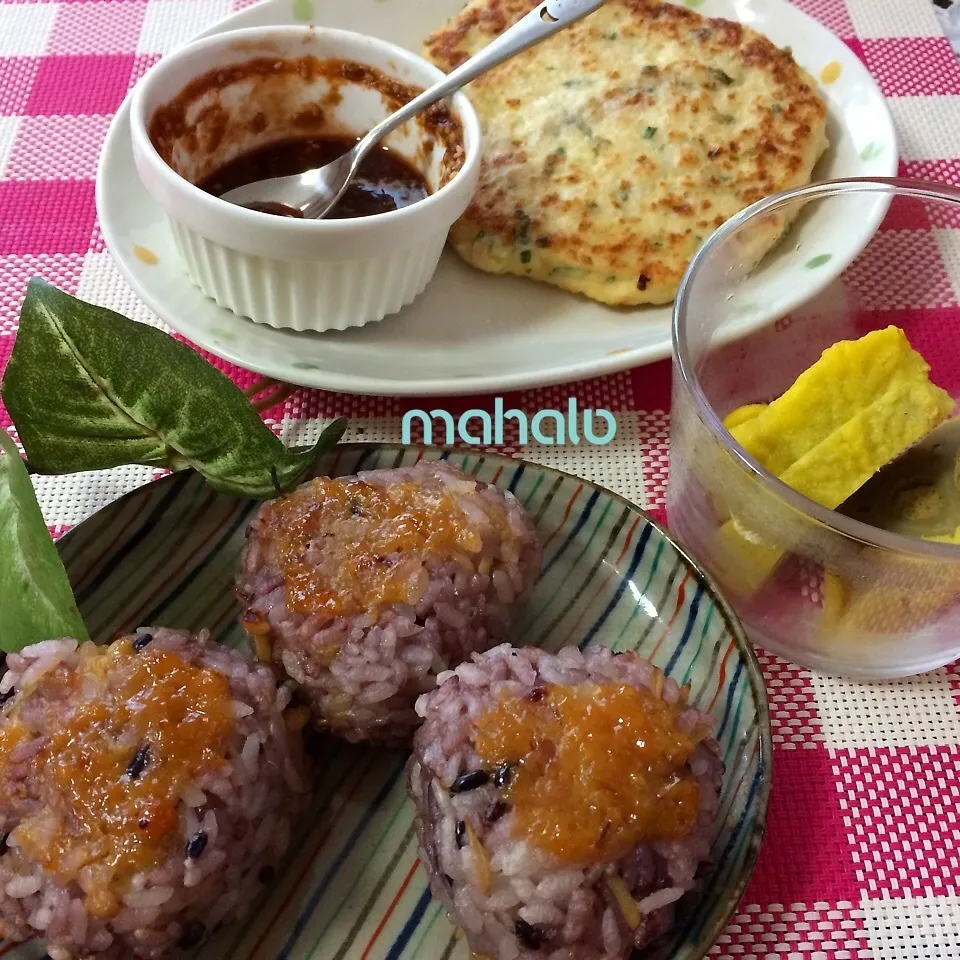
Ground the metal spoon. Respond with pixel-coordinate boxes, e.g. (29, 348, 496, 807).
(219, 0, 609, 219)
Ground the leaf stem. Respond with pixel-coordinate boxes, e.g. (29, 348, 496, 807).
(243, 377, 276, 399)
(253, 383, 296, 412)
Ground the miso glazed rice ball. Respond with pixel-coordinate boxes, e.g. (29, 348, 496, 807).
(408, 644, 725, 960)
(0, 629, 307, 960)
(238, 461, 541, 746)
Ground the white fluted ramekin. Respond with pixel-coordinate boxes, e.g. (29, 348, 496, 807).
(129, 26, 481, 332)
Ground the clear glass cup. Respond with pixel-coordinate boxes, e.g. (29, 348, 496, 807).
(669, 178, 960, 679)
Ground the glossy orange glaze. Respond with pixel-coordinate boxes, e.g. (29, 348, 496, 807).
(259, 477, 495, 618)
(473, 683, 700, 865)
(10, 640, 233, 915)
(0, 723, 26, 766)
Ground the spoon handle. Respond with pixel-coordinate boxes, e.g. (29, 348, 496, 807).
(358, 0, 609, 150)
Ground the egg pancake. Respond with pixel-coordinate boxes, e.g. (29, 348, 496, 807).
(423, 0, 829, 306)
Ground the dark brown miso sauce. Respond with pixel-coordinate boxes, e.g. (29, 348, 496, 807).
(197, 136, 430, 219)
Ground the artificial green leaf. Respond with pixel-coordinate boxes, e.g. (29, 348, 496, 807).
(0, 430, 88, 651)
(2, 280, 345, 499)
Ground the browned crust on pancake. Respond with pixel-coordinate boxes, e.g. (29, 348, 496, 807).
(425, 0, 828, 305)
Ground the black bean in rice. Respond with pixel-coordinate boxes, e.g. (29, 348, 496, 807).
(0, 629, 307, 960)
(408, 644, 725, 960)
(238, 462, 541, 746)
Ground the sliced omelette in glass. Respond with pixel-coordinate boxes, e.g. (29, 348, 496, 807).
(716, 327, 955, 594)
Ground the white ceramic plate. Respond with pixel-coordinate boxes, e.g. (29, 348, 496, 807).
(96, 0, 897, 396)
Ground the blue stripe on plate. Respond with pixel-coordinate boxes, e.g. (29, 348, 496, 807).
(542, 489, 601, 575)
(74, 471, 191, 605)
(716, 657, 746, 742)
(276, 762, 406, 960)
(579, 521, 653, 649)
(664, 581, 705, 674)
(386, 888, 433, 960)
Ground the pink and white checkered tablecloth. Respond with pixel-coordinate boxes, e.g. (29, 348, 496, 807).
(2, 0, 960, 956)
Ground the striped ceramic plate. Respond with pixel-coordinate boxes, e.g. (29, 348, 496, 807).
(26, 444, 771, 960)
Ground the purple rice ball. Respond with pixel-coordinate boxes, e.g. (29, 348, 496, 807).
(408, 644, 725, 960)
(0, 629, 307, 960)
(237, 461, 541, 746)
